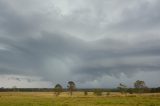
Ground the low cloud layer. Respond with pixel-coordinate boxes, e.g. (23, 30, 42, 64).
(0, 0, 160, 88)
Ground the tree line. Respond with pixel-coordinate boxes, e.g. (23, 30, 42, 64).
(0, 80, 160, 95)
(53, 80, 159, 96)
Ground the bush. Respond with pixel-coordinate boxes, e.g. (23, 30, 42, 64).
(93, 89, 102, 96)
(106, 92, 110, 96)
(127, 88, 133, 94)
(84, 91, 88, 96)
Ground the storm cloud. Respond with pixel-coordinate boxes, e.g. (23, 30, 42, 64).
(0, 0, 160, 88)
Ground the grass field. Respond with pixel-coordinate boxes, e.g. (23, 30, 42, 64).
(0, 92, 160, 106)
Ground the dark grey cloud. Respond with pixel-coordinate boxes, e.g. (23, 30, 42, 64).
(0, 0, 160, 88)
(108, 0, 160, 33)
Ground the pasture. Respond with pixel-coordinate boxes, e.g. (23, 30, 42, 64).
(0, 92, 160, 106)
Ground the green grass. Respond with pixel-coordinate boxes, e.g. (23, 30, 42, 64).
(0, 92, 160, 106)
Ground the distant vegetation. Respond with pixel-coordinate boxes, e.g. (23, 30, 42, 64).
(93, 89, 103, 96)
(117, 83, 127, 94)
(0, 80, 160, 94)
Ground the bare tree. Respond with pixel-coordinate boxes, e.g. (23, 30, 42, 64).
(67, 81, 76, 96)
(117, 83, 127, 94)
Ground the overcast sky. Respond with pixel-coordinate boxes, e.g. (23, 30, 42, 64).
(0, 0, 160, 88)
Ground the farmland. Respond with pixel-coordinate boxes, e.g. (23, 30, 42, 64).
(0, 92, 160, 106)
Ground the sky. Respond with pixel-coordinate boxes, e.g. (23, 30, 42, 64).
(0, 0, 160, 88)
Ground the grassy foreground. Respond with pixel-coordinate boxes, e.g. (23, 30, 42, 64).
(0, 92, 160, 106)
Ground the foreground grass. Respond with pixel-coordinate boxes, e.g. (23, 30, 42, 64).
(0, 92, 160, 106)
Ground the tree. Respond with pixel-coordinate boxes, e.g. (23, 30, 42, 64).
(134, 80, 147, 93)
(67, 81, 76, 96)
(54, 84, 63, 96)
(117, 83, 127, 94)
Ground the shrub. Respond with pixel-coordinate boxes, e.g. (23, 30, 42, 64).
(93, 89, 102, 96)
(106, 92, 110, 96)
(84, 91, 88, 96)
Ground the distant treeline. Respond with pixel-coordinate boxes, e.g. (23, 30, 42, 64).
(150, 87, 160, 93)
(0, 87, 160, 93)
(0, 88, 114, 92)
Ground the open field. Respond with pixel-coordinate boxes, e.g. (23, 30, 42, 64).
(0, 92, 160, 106)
